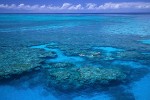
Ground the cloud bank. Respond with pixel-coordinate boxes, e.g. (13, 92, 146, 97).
(0, 2, 150, 12)
(86, 2, 150, 10)
(0, 3, 83, 11)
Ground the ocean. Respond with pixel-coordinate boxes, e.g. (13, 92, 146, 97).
(0, 14, 150, 100)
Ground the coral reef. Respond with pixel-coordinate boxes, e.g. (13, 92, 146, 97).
(0, 47, 56, 80)
(0, 43, 149, 94)
(116, 51, 150, 61)
(43, 62, 75, 69)
(46, 65, 127, 91)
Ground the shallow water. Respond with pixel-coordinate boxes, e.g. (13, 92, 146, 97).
(31, 44, 84, 63)
(0, 14, 150, 100)
(140, 39, 150, 44)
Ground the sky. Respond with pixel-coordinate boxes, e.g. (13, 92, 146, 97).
(0, 0, 150, 13)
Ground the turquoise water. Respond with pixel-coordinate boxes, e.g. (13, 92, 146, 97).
(31, 44, 84, 63)
(0, 14, 150, 100)
(140, 39, 150, 44)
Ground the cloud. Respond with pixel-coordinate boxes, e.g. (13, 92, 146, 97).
(0, 2, 150, 12)
(86, 2, 150, 10)
(68, 4, 83, 10)
(86, 3, 97, 10)
(0, 3, 84, 11)
(61, 3, 72, 9)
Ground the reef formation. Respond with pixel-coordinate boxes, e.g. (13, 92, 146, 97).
(0, 43, 149, 94)
(0, 47, 56, 80)
(46, 62, 127, 92)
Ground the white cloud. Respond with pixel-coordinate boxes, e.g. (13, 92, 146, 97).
(68, 4, 83, 10)
(0, 4, 8, 9)
(47, 5, 60, 10)
(0, 3, 84, 11)
(40, 5, 46, 9)
(61, 3, 72, 9)
(0, 2, 150, 11)
(86, 3, 97, 10)
(86, 2, 150, 10)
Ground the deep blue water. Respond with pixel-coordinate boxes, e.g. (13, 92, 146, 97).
(0, 14, 150, 100)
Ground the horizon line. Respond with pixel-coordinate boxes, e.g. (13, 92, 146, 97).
(0, 12, 150, 14)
